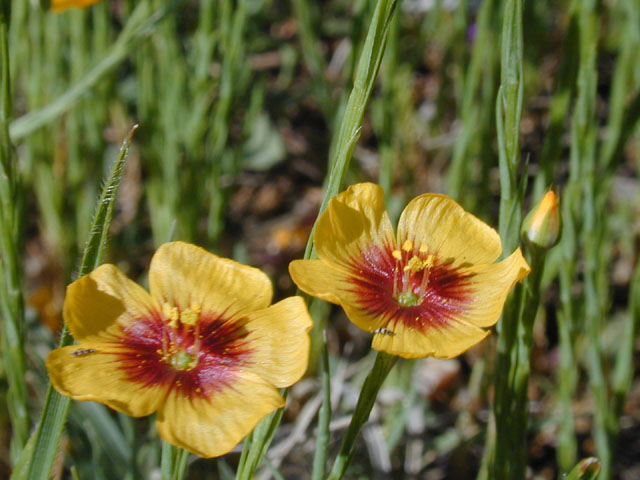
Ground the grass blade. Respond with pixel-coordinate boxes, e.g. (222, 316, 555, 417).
(10, 126, 137, 480)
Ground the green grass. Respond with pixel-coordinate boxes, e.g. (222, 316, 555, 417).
(1, 0, 640, 479)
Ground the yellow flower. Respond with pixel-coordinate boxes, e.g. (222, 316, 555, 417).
(289, 183, 530, 360)
(46, 242, 312, 458)
(50, 0, 101, 12)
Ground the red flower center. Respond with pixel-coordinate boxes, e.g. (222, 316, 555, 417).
(346, 241, 475, 332)
(114, 307, 251, 399)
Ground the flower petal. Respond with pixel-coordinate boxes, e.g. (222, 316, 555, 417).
(156, 372, 284, 458)
(397, 194, 502, 266)
(314, 183, 395, 270)
(46, 343, 168, 416)
(457, 248, 531, 327)
(149, 242, 273, 318)
(243, 296, 313, 387)
(51, 0, 100, 12)
(289, 259, 386, 332)
(64, 264, 158, 342)
(372, 318, 490, 359)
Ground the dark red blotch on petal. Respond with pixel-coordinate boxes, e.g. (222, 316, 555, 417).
(113, 310, 251, 401)
(346, 244, 474, 331)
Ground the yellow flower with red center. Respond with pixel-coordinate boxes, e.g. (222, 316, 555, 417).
(50, 0, 101, 12)
(289, 183, 530, 359)
(46, 242, 312, 458)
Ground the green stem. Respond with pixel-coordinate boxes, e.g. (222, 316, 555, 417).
(327, 352, 397, 480)
(490, 250, 545, 480)
(9, 0, 167, 141)
(311, 331, 332, 480)
(161, 442, 190, 480)
(0, 9, 29, 464)
(11, 127, 137, 480)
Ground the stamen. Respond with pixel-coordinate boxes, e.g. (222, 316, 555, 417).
(163, 303, 180, 329)
(419, 244, 429, 253)
(404, 255, 424, 273)
(418, 254, 436, 298)
(180, 303, 201, 326)
(392, 249, 402, 260)
(402, 240, 413, 252)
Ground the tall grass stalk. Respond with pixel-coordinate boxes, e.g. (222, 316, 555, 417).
(11, 127, 137, 480)
(481, 0, 527, 478)
(236, 1, 398, 477)
(9, 1, 167, 142)
(0, 6, 29, 463)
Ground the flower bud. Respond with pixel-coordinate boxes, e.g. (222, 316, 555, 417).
(521, 191, 561, 249)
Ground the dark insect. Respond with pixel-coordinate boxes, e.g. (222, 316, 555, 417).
(71, 348, 96, 357)
(374, 327, 395, 336)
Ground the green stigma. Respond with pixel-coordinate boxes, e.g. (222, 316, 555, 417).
(396, 291, 421, 307)
(169, 352, 195, 371)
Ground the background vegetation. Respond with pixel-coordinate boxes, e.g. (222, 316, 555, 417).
(1, 0, 639, 478)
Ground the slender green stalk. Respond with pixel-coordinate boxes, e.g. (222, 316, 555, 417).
(495, 0, 524, 255)
(447, 0, 497, 202)
(160, 442, 190, 480)
(11, 127, 137, 480)
(207, 0, 249, 245)
(0, 7, 29, 464)
(9, 1, 167, 141)
(235, 2, 398, 477)
(481, 0, 526, 478)
(311, 331, 331, 480)
(327, 352, 397, 480)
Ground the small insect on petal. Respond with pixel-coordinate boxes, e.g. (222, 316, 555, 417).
(374, 327, 395, 336)
(71, 348, 96, 357)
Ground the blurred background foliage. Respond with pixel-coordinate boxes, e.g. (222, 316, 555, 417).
(1, 0, 640, 478)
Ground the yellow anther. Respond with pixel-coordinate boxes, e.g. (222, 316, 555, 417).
(163, 303, 180, 328)
(180, 308, 199, 326)
(392, 250, 402, 260)
(423, 254, 435, 269)
(404, 256, 425, 272)
(402, 240, 413, 252)
(419, 244, 429, 253)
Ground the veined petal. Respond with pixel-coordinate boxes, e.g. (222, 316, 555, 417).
(51, 0, 101, 12)
(289, 258, 387, 332)
(149, 242, 273, 319)
(156, 372, 284, 458)
(314, 183, 395, 270)
(64, 264, 158, 342)
(457, 248, 531, 327)
(46, 343, 169, 417)
(372, 318, 490, 359)
(243, 296, 313, 387)
(397, 194, 502, 267)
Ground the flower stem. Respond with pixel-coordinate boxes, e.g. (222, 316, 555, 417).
(490, 249, 545, 480)
(326, 351, 397, 480)
(0, 7, 30, 464)
(311, 331, 332, 480)
(160, 442, 190, 480)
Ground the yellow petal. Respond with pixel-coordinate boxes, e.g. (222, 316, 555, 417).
(289, 259, 386, 332)
(314, 183, 395, 269)
(149, 242, 273, 319)
(458, 248, 531, 327)
(64, 264, 158, 342)
(51, 0, 101, 12)
(244, 296, 313, 387)
(372, 318, 490, 359)
(397, 194, 502, 267)
(46, 343, 168, 416)
(156, 372, 284, 458)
